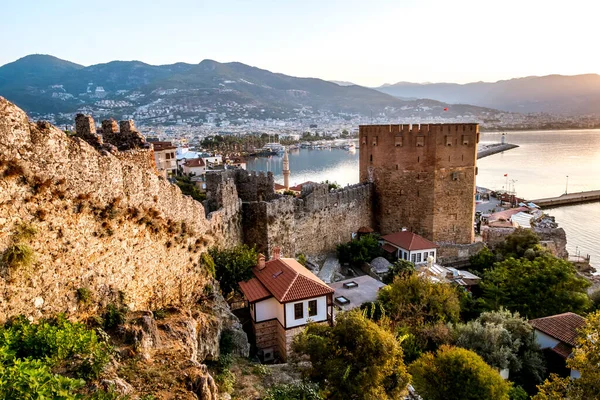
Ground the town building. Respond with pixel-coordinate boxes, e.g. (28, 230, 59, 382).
(238, 248, 334, 361)
(381, 230, 437, 265)
(182, 158, 206, 177)
(359, 124, 479, 244)
(530, 312, 585, 379)
(151, 141, 177, 176)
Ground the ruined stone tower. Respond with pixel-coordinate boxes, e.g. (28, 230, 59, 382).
(359, 123, 479, 244)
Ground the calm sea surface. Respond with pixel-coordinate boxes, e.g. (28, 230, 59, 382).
(247, 130, 600, 267)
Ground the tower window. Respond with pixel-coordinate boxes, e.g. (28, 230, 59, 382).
(396, 164, 398, 170)
(445, 135, 452, 146)
(418, 156, 420, 163)
(395, 136, 403, 147)
(370, 154, 373, 162)
(416, 136, 425, 147)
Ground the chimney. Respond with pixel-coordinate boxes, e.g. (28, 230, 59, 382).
(272, 246, 281, 260)
(257, 254, 266, 270)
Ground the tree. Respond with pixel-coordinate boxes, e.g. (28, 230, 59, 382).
(409, 345, 511, 400)
(174, 175, 206, 202)
(480, 254, 591, 318)
(534, 311, 600, 400)
(495, 228, 542, 260)
(383, 259, 415, 284)
(336, 234, 382, 266)
(377, 274, 460, 362)
(469, 246, 496, 273)
(379, 274, 461, 327)
(209, 245, 258, 297)
(292, 311, 410, 400)
(477, 309, 546, 394)
(321, 180, 341, 191)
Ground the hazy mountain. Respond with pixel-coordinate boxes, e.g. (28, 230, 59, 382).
(375, 75, 600, 115)
(329, 80, 358, 86)
(0, 54, 500, 120)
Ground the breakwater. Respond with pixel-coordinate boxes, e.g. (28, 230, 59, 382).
(477, 143, 519, 159)
(530, 190, 600, 208)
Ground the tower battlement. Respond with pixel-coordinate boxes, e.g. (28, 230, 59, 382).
(359, 123, 479, 244)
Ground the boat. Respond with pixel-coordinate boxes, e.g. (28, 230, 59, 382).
(259, 142, 285, 156)
(342, 142, 355, 151)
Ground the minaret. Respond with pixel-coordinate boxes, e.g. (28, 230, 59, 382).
(283, 147, 290, 190)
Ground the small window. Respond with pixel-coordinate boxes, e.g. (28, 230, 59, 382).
(395, 136, 403, 147)
(462, 135, 469, 145)
(445, 135, 452, 146)
(404, 252, 408, 260)
(166, 153, 171, 159)
(411, 253, 416, 263)
(416, 136, 425, 147)
(370, 154, 373, 162)
(416, 253, 422, 263)
(430, 251, 435, 258)
(294, 303, 304, 320)
(308, 300, 317, 317)
(372, 136, 378, 146)
(362, 136, 367, 145)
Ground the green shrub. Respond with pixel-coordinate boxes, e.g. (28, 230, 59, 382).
(251, 363, 271, 377)
(77, 288, 92, 304)
(0, 314, 112, 381)
(153, 309, 167, 320)
(199, 252, 216, 277)
(297, 253, 308, 267)
(215, 369, 235, 394)
(265, 382, 323, 400)
(1, 243, 35, 271)
(103, 304, 128, 329)
(13, 222, 37, 242)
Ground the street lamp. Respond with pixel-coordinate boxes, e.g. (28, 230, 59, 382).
(565, 175, 569, 195)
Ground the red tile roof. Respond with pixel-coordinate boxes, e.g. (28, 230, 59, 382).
(530, 312, 585, 347)
(239, 277, 271, 302)
(551, 342, 573, 359)
(274, 183, 286, 191)
(152, 141, 177, 151)
(382, 243, 397, 254)
(250, 258, 334, 303)
(357, 226, 374, 234)
(382, 231, 437, 251)
(184, 158, 205, 167)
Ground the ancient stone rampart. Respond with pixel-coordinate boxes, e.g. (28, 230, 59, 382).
(0, 97, 242, 321)
(241, 176, 373, 256)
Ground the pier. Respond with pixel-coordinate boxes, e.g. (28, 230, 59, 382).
(477, 143, 519, 159)
(530, 190, 600, 208)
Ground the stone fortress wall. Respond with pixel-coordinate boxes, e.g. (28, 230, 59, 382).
(0, 98, 242, 321)
(359, 123, 479, 244)
(207, 170, 373, 257)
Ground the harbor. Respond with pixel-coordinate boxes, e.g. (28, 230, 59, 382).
(530, 190, 600, 208)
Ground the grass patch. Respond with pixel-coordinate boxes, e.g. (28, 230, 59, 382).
(1, 243, 35, 271)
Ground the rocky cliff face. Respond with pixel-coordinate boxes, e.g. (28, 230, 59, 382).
(0, 97, 248, 398)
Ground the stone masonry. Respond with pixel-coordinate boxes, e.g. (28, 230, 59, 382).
(359, 123, 479, 244)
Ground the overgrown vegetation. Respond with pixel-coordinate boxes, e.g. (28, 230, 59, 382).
(174, 174, 206, 202)
(1, 222, 37, 276)
(292, 310, 410, 400)
(209, 244, 258, 297)
(336, 234, 382, 266)
(265, 382, 323, 400)
(0, 315, 112, 398)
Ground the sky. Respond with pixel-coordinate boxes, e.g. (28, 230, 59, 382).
(1, 0, 599, 86)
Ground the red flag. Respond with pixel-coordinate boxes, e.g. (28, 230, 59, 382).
(503, 174, 508, 177)
(443, 107, 449, 111)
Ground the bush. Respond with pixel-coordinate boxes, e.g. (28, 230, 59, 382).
(13, 222, 37, 242)
(509, 385, 528, 400)
(336, 234, 382, 266)
(77, 287, 93, 304)
(103, 304, 128, 329)
(382, 259, 415, 284)
(214, 369, 235, 394)
(209, 245, 258, 297)
(265, 382, 323, 400)
(297, 253, 308, 267)
(0, 314, 112, 381)
(1, 243, 35, 271)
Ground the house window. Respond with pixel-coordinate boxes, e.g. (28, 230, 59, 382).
(416, 253, 422, 263)
(430, 251, 435, 258)
(308, 300, 317, 317)
(294, 303, 304, 320)
(411, 254, 416, 263)
(404, 252, 408, 260)
(166, 153, 171, 159)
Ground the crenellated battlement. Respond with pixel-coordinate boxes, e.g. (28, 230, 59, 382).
(359, 123, 478, 135)
(75, 114, 148, 151)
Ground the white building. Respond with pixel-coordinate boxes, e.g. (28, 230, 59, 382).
(381, 231, 437, 265)
(239, 248, 334, 361)
(151, 141, 177, 176)
(530, 312, 585, 379)
(182, 158, 206, 177)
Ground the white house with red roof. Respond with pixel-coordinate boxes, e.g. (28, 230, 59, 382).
(182, 158, 206, 176)
(381, 230, 438, 265)
(530, 312, 585, 379)
(238, 247, 334, 361)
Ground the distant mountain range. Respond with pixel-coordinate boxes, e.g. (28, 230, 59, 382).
(0, 55, 500, 122)
(375, 75, 600, 115)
